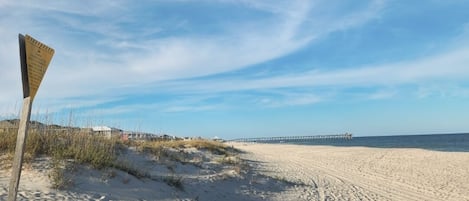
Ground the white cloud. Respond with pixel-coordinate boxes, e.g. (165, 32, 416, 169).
(126, 1, 314, 80)
(0, 0, 388, 115)
(163, 105, 219, 113)
(11, 0, 127, 17)
(417, 84, 469, 99)
(155, 46, 469, 94)
(368, 89, 397, 100)
(260, 93, 322, 107)
(126, 0, 387, 81)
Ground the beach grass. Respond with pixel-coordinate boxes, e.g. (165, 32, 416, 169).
(1, 127, 121, 188)
(0, 125, 240, 189)
(0, 128, 119, 169)
(134, 139, 234, 156)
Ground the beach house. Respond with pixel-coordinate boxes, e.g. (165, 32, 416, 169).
(91, 126, 123, 139)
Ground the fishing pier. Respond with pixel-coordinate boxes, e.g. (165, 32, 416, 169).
(230, 133, 352, 143)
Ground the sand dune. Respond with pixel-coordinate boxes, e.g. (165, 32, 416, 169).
(0, 146, 309, 201)
(2, 142, 468, 200)
(232, 143, 469, 201)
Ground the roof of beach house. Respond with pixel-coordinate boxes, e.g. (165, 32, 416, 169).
(91, 126, 123, 132)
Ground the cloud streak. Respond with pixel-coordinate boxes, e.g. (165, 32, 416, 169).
(153, 46, 469, 94)
(12, 0, 469, 119)
(0, 0, 389, 115)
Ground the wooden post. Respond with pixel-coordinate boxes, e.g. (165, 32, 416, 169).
(8, 34, 54, 201)
(8, 97, 32, 201)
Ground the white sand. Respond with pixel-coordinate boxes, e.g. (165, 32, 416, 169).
(1, 143, 468, 200)
(232, 142, 469, 201)
(0, 147, 308, 201)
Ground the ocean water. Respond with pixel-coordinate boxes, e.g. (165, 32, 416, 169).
(288, 133, 469, 152)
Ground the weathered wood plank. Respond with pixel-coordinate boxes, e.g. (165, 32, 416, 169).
(8, 97, 32, 201)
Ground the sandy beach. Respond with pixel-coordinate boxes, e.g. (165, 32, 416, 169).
(0, 143, 309, 201)
(232, 142, 469, 201)
(1, 142, 469, 200)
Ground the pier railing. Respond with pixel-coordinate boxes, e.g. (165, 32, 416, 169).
(229, 133, 352, 143)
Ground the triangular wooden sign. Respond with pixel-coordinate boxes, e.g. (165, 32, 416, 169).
(24, 34, 54, 100)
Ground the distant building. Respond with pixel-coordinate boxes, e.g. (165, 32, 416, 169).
(213, 136, 224, 142)
(123, 132, 182, 141)
(183, 136, 203, 141)
(123, 131, 158, 141)
(122, 132, 185, 141)
(91, 126, 123, 138)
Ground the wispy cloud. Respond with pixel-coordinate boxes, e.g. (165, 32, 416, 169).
(129, 44, 468, 112)
(162, 105, 220, 113)
(0, 0, 388, 115)
(25, 0, 469, 118)
(417, 84, 469, 99)
(255, 92, 323, 108)
(126, 1, 313, 80)
(368, 89, 398, 100)
(156, 46, 469, 94)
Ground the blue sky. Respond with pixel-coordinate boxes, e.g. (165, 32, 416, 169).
(1, 0, 469, 139)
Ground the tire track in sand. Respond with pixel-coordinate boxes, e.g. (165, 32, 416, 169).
(237, 144, 465, 201)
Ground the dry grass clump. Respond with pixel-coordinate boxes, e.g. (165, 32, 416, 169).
(0, 129, 19, 154)
(49, 157, 74, 189)
(136, 139, 233, 156)
(1, 124, 244, 191)
(46, 133, 119, 169)
(0, 129, 119, 169)
(111, 159, 149, 180)
(163, 174, 184, 190)
(216, 155, 241, 165)
(1, 126, 122, 189)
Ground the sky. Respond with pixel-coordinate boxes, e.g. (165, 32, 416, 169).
(1, 0, 469, 139)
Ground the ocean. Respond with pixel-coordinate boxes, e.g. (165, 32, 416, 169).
(287, 133, 469, 152)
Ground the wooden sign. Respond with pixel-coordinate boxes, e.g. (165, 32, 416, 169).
(24, 34, 55, 100)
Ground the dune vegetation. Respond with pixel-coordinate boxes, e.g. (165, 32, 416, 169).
(0, 121, 237, 189)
